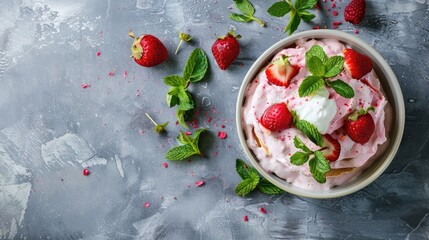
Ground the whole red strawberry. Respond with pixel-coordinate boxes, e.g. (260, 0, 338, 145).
(211, 31, 240, 70)
(344, 0, 366, 25)
(344, 48, 373, 79)
(129, 31, 168, 67)
(260, 103, 293, 131)
(345, 106, 375, 144)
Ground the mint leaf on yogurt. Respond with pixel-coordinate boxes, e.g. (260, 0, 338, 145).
(300, 45, 355, 99)
(296, 120, 324, 147)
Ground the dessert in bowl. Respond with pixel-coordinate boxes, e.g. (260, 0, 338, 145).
(236, 30, 404, 198)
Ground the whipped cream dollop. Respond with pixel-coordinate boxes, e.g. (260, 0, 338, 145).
(292, 87, 337, 134)
(241, 38, 388, 190)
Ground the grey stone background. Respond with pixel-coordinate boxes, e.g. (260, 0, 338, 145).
(0, 0, 428, 239)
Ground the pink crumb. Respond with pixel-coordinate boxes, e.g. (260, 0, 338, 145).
(243, 215, 249, 222)
(354, 29, 360, 34)
(332, 11, 338, 16)
(81, 83, 91, 89)
(195, 180, 205, 187)
(221, 125, 225, 128)
(185, 131, 192, 135)
(136, 90, 140, 96)
(96, 51, 101, 56)
(108, 71, 115, 76)
(83, 168, 90, 176)
(331, 3, 336, 8)
(217, 131, 227, 139)
(259, 207, 267, 214)
(144, 202, 150, 208)
(123, 71, 127, 78)
(162, 162, 168, 168)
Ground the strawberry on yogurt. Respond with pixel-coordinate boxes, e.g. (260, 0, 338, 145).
(242, 38, 389, 190)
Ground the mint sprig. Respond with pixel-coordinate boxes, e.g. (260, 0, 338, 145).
(164, 48, 208, 128)
(267, 0, 317, 35)
(235, 159, 285, 196)
(166, 129, 206, 161)
(298, 45, 355, 98)
(290, 136, 331, 183)
(229, 0, 265, 27)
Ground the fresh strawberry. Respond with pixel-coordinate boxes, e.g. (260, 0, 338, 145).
(211, 31, 240, 70)
(321, 134, 341, 162)
(129, 31, 168, 67)
(265, 55, 299, 87)
(345, 106, 375, 144)
(260, 103, 293, 131)
(344, 48, 373, 79)
(344, 0, 366, 25)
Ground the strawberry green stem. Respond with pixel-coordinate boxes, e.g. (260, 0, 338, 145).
(175, 40, 184, 55)
(250, 16, 265, 27)
(145, 113, 158, 126)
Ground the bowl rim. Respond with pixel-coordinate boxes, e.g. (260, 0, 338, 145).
(235, 29, 405, 199)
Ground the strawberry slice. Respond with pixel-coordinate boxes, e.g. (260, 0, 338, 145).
(344, 48, 373, 79)
(265, 55, 299, 87)
(260, 103, 293, 131)
(320, 134, 341, 162)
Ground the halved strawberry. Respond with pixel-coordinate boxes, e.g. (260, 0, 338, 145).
(265, 55, 299, 87)
(344, 48, 373, 79)
(260, 103, 293, 131)
(320, 134, 341, 162)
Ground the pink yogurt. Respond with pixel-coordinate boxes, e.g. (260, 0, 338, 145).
(242, 39, 388, 190)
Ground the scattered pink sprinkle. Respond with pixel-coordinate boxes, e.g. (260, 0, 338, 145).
(332, 11, 338, 16)
(96, 51, 101, 56)
(207, 117, 213, 123)
(259, 207, 267, 214)
(81, 83, 91, 89)
(136, 90, 140, 96)
(108, 71, 115, 76)
(123, 71, 127, 78)
(313, 25, 321, 30)
(333, 21, 342, 26)
(331, 3, 336, 8)
(139, 129, 144, 135)
(218, 131, 227, 139)
(243, 215, 249, 222)
(221, 125, 225, 128)
(144, 202, 150, 208)
(162, 162, 168, 168)
(83, 168, 90, 176)
(354, 29, 360, 34)
(195, 180, 205, 187)
(185, 131, 192, 135)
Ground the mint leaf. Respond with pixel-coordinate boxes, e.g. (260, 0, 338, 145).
(267, 1, 291, 17)
(298, 76, 324, 97)
(305, 45, 328, 63)
(235, 177, 260, 196)
(230, 0, 265, 26)
(191, 128, 206, 147)
(166, 145, 197, 161)
(164, 75, 187, 87)
(236, 159, 259, 180)
(309, 157, 326, 183)
(234, 0, 255, 16)
(178, 131, 192, 145)
(284, 10, 301, 35)
(290, 151, 310, 165)
(307, 56, 325, 76)
(314, 151, 331, 172)
(229, 13, 252, 22)
(166, 94, 179, 108)
(327, 79, 355, 98)
(177, 88, 194, 111)
(257, 179, 285, 195)
(295, 0, 318, 10)
(296, 120, 324, 147)
(176, 110, 187, 129)
(324, 56, 344, 78)
(183, 48, 208, 83)
(293, 136, 311, 153)
(297, 10, 315, 22)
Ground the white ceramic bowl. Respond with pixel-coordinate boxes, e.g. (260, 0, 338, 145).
(236, 30, 405, 198)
